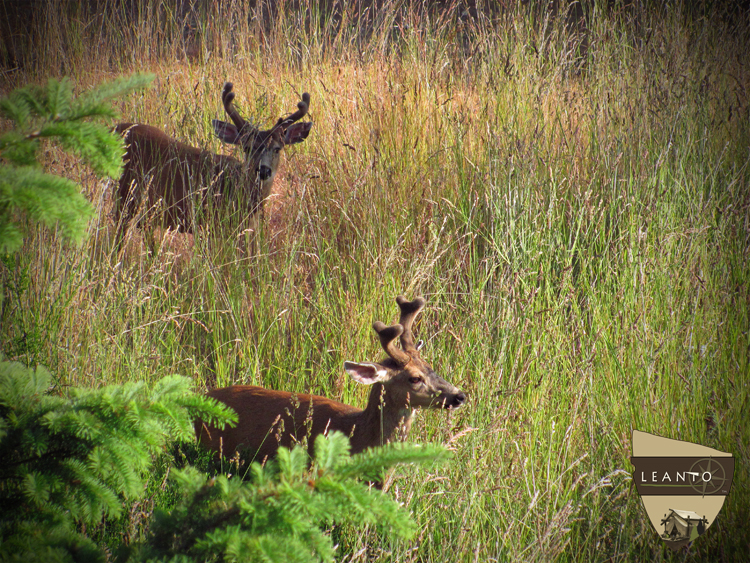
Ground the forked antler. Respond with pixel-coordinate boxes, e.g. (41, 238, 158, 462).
(396, 295, 425, 352)
(372, 295, 426, 366)
(221, 82, 254, 135)
(274, 92, 310, 131)
(373, 321, 410, 366)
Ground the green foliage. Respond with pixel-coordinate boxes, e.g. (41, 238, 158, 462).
(130, 432, 449, 563)
(0, 359, 448, 562)
(0, 359, 236, 563)
(0, 74, 153, 253)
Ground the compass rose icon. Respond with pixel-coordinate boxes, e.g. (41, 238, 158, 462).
(687, 458, 728, 496)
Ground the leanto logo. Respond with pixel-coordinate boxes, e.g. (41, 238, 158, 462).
(631, 430, 735, 550)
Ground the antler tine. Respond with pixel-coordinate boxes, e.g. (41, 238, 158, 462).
(373, 321, 411, 367)
(275, 92, 311, 129)
(395, 295, 426, 352)
(221, 82, 254, 134)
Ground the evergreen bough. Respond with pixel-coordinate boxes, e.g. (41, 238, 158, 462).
(0, 74, 153, 253)
(133, 432, 450, 563)
(0, 358, 236, 563)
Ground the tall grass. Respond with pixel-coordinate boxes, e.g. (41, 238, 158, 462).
(1, 1, 748, 560)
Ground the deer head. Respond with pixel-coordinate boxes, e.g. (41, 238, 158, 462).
(212, 82, 312, 186)
(344, 296, 467, 411)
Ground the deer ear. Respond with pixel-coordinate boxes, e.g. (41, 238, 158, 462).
(344, 362, 390, 385)
(284, 121, 312, 145)
(212, 120, 241, 145)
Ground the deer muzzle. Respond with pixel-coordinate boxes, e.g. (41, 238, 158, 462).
(445, 391, 467, 409)
(258, 165, 273, 181)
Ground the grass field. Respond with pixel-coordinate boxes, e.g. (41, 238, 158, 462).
(1, 1, 748, 560)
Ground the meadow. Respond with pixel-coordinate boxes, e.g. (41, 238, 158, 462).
(1, 1, 748, 560)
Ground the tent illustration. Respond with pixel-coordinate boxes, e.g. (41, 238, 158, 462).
(660, 509, 708, 542)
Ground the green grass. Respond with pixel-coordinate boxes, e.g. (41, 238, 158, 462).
(1, 0, 748, 560)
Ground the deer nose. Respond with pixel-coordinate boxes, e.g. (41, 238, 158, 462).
(448, 391, 467, 408)
(258, 165, 272, 181)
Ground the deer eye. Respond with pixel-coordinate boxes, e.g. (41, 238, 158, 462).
(274, 147, 282, 154)
(408, 376, 423, 385)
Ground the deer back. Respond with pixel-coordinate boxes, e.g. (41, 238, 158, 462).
(115, 123, 245, 231)
(196, 386, 362, 462)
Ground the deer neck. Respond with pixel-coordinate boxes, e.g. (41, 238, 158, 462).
(237, 156, 273, 207)
(349, 382, 413, 454)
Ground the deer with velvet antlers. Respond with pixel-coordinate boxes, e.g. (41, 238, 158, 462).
(196, 296, 466, 462)
(114, 82, 311, 245)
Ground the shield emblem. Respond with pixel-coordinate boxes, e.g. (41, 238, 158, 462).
(631, 430, 734, 550)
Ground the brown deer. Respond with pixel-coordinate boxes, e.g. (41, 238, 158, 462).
(114, 82, 312, 244)
(196, 296, 466, 462)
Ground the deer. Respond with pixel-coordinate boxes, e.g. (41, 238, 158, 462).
(196, 296, 467, 464)
(113, 82, 312, 246)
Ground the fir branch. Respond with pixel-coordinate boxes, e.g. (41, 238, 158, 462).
(133, 432, 449, 562)
(1, 357, 448, 563)
(0, 360, 235, 544)
(0, 73, 153, 253)
(339, 440, 452, 481)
